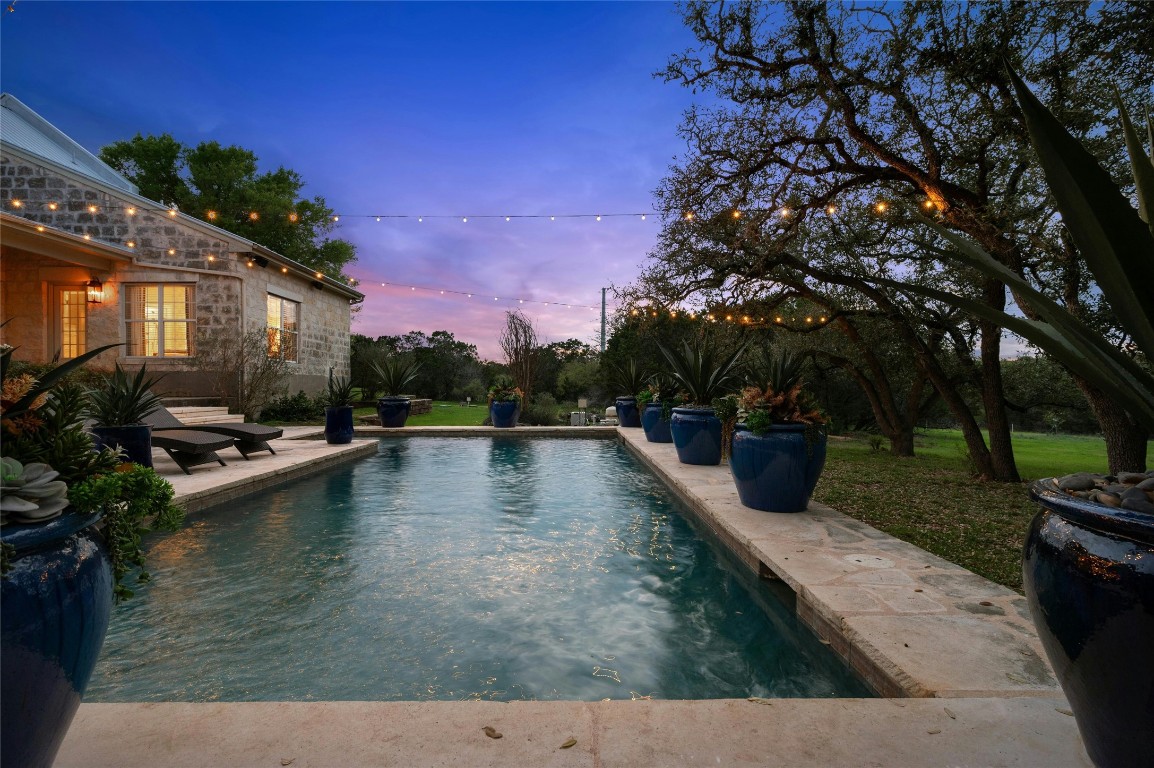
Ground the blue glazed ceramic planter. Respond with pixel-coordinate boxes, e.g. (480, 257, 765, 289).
(376, 397, 412, 428)
(730, 424, 827, 513)
(1023, 481, 1154, 768)
(490, 400, 520, 428)
(669, 406, 722, 465)
(324, 405, 354, 444)
(90, 424, 153, 467)
(615, 397, 641, 428)
(640, 402, 673, 443)
(1, 510, 113, 768)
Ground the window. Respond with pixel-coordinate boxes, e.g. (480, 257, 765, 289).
(125, 284, 194, 357)
(53, 286, 87, 360)
(267, 294, 299, 362)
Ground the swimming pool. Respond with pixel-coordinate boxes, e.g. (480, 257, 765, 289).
(87, 437, 873, 702)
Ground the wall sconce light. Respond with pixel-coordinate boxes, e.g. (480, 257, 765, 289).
(86, 278, 104, 304)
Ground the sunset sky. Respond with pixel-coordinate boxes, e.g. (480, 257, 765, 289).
(0, 1, 703, 359)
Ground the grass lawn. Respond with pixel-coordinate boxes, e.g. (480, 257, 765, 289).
(352, 400, 489, 426)
(815, 430, 1153, 592)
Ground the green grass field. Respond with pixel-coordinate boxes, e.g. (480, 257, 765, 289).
(353, 401, 489, 427)
(815, 430, 1152, 591)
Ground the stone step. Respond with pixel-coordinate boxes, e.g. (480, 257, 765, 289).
(166, 406, 245, 425)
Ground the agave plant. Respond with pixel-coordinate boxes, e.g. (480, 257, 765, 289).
(85, 364, 165, 426)
(869, 65, 1154, 440)
(325, 371, 356, 408)
(658, 340, 746, 407)
(370, 356, 422, 397)
(604, 358, 650, 397)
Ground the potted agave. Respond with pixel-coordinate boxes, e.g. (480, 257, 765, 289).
(370, 356, 422, 428)
(637, 374, 685, 444)
(86, 363, 165, 466)
(1, 344, 183, 767)
(487, 377, 522, 428)
(323, 371, 355, 444)
(658, 340, 745, 465)
(869, 66, 1153, 767)
(605, 359, 649, 428)
(730, 350, 829, 513)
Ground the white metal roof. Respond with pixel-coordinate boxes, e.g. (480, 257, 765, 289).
(0, 93, 138, 194)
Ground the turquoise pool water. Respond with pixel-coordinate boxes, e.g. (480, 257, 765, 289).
(87, 437, 873, 702)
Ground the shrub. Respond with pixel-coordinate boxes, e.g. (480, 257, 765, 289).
(520, 393, 561, 426)
(260, 390, 325, 422)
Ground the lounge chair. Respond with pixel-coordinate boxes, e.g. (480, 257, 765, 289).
(150, 430, 235, 475)
(144, 406, 283, 459)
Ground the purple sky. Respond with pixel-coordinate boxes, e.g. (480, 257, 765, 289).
(1, 1, 703, 360)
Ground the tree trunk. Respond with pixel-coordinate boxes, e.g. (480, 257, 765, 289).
(890, 430, 915, 457)
(1074, 378, 1150, 474)
(976, 281, 1021, 482)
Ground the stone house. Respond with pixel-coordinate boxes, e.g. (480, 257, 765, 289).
(0, 94, 363, 401)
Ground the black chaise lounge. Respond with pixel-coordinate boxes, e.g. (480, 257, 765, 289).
(150, 430, 235, 475)
(144, 405, 284, 459)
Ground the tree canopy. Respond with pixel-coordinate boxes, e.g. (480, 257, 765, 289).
(100, 134, 357, 282)
(638, 0, 1154, 478)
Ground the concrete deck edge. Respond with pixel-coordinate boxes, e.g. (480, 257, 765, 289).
(615, 428, 1059, 701)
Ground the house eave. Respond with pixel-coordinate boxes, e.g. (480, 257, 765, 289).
(0, 212, 135, 270)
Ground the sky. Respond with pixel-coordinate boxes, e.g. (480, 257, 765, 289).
(0, 1, 704, 360)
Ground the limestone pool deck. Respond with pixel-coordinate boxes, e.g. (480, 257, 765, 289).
(57, 426, 1089, 767)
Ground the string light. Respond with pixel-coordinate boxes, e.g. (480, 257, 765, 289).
(248, 211, 259, 221)
(126, 207, 136, 215)
(289, 212, 299, 223)
(207, 210, 218, 220)
(9, 198, 24, 208)
(375, 281, 599, 310)
(87, 205, 98, 213)
(47, 202, 57, 211)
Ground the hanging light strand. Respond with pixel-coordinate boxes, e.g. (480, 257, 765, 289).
(376, 281, 600, 311)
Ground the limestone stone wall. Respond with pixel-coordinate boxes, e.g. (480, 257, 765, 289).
(1, 148, 356, 396)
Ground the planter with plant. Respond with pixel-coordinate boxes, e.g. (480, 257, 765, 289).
(1, 344, 184, 768)
(323, 371, 355, 444)
(638, 374, 685, 443)
(488, 378, 523, 428)
(658, 340, 745, 465)
(85, 363, 165, 467)
(730, 351, 828, 513)
(605, 359, 649, 428)
(865, 66, 1153, 767)
(370, 356, 422, 428)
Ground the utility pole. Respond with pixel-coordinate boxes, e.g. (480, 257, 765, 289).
(600, 287, 607, 353)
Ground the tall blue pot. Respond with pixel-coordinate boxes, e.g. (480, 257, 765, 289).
(640, 402, 673, 443)
(324, 405, 354, 444)
(376, 397, 412, 428)
(730, 424, 828, 513)
(490, 400, 520, 428)
(1, 510, 113, 768)
(615, 397, 641, 428)
(1023, 480, 1154, 768)
(669, 406, 722, 465)
(90, 424, 152, 467)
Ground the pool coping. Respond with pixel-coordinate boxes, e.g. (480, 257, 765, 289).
(61, 425, 1087, 766)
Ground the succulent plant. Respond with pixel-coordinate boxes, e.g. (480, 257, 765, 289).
(741, 349, 827, 432)
(658, 340, 746, 406)
(370, 356, 422, 397)
(0, 457, 69, 524)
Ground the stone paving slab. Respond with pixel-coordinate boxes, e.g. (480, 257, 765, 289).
(617, 429, 1060, 700)
(153, 428, 377, 514)
(58, 697, 1088, 767)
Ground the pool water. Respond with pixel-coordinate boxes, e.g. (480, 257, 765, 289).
(87, 437, 873, 702)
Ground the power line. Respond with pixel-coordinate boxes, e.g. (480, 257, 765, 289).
(375, 281, 602, 311)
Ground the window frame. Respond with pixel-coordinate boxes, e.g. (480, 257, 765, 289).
(123, 283, 196, 358)
(50, 284, 88, 361)
(266, 293, 300, 363)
